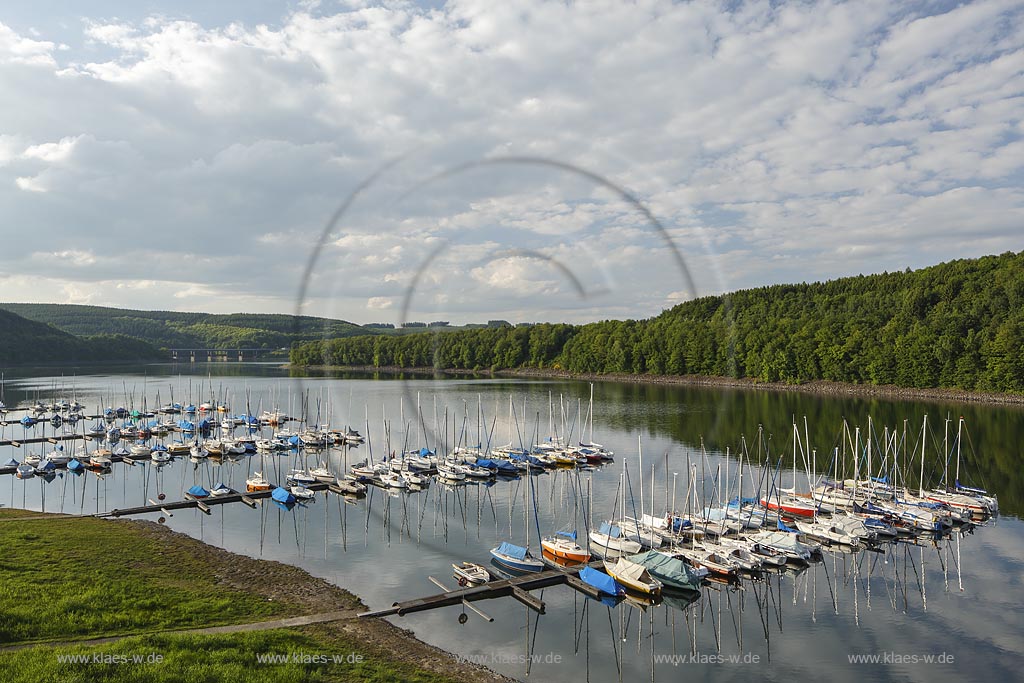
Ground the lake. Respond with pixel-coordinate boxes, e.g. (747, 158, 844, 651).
(1, 364, 1021, 682)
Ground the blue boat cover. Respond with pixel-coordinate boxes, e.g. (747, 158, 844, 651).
(495, 542, 528, 560)
(419, 447, 434, 457)
(67, 459, 84, 471)
(271, 486, 295, 504)
(557, 530, 577, 540)
(580, 566, 621, 596)
(598, 522, 622, 538)
(187, 485, 209, 497)
(475, 458, 515, 472)
(4, 458, 19, 467)
(672, 516, 693, 532)
(777, 519, 798, 533)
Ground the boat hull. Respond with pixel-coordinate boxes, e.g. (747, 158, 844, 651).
(541, 539, 590, 564)
(761, 498, 816, 518)
(490, 549, 544, 573)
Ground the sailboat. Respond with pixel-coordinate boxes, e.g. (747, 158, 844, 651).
(210, 482, 233, 497)
(490, 455, 544, 573)
(541, 530, 591, 564)
(578, 566, 624, 597)
(628, 550, 704, 591)
(603, 556, 662, 595)
(186, 484, 210, 499)
(246, 471, 272, 492)
(490, 541, 544, 573)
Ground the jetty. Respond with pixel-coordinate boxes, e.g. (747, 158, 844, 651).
(359, 560, 607, 619)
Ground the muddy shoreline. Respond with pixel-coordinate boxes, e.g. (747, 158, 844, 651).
(111, 518, 512, 682)
(291, 364, 1024, 407)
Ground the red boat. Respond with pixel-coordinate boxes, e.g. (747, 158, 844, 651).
(761, 495, 817, 518)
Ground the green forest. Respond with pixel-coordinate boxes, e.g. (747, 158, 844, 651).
(290, 250, 1024, 393)
(0, 304, 370, 352)
(0, 310, 159, 365)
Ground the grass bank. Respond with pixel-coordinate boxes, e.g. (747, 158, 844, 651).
(0, 509, 506, 682)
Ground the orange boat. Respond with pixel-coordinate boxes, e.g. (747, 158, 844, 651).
(246, 471, 272, 492)
(541, 531, 591, 564)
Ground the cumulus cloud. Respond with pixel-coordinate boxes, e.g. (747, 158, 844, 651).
(0, 1, 1021, 323)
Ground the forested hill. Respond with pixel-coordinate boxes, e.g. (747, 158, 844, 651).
(0, 309, 159, 365)
(0, 304, 372, 351)
(290, 250, 1024, 393)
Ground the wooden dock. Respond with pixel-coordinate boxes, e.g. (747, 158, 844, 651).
(0, 433, 95, 448)
(99, 480, 367, 518)
(359, 560, 606, 619)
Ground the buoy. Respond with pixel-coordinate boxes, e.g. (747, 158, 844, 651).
(458, 613, 468, 625)
(158, 517, 166, 524)
(157, 493, 166, 500)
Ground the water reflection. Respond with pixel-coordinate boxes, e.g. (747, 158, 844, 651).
(1, 368, 1021, 682)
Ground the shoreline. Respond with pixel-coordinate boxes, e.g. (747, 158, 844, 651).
(291, 364, 1024, 407)
(0, 510, 510, 682)
(122, 519, 512, 682)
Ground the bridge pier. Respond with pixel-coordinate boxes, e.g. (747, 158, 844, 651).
(168, 348, 263, 363)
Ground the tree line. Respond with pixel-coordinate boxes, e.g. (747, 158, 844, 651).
(291, 251, 1024, 393)
(0, 304, 370, 350)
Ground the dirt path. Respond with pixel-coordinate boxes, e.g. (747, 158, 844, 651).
(0, 610, 356, 652)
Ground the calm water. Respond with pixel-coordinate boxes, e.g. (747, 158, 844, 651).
(2, 364, 1022, 682)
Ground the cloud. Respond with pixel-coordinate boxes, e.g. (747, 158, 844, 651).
(0, 2, 1021, 324)
(366, 296, 393, 310)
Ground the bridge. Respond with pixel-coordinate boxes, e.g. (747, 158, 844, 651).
(168, 348, 271, 362)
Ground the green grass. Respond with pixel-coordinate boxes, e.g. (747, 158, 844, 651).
(0, 629, 452, 683)
(0, 511, 464, 683)
(0, 512, 291, 644)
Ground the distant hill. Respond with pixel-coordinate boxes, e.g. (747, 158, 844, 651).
(0, 309, 159, 365)
(292, 250, 1024, 393)
(0, 304, 374, 352)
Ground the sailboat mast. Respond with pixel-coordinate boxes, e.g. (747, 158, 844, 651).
(943, 415, 950, 488)
(918, 414, 927, 498)
(853, 426, 860, 499)
(638, 434, 644, 525)
(955, 416, 963, 486)
(588, 383, 594, 445)
(867, 415, 873, 484)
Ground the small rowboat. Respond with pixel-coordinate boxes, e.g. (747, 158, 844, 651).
(452, 561, 490, 585)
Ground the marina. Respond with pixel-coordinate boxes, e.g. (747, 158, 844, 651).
(0, 365, 1020, 681)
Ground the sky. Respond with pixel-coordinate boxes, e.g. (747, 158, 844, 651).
(0, 0, 1022, 326)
